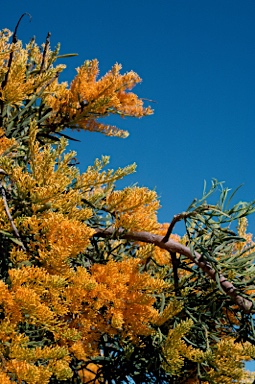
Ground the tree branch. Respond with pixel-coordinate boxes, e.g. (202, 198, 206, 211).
(39, 32, 51, 75)
(1, 13, 32, 90)
(93, 228, 253, 313)
(170, 251, 180, 294)
(162, 212, 189, 242)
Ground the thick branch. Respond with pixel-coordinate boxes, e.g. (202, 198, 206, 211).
(93, 228, 253, 313)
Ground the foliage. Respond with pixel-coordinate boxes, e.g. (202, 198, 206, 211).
(0, 21, 255, 383)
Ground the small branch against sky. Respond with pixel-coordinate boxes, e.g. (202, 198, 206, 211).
(162, 211, 191, 243)
(1, 13, 31, 90)
(39, 31, 51, 75)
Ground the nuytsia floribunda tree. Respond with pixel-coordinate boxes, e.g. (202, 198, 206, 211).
(0, 17, 255, 383)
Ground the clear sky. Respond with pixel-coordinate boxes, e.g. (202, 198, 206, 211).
(2, 0, 255, 225)
(1, 0, 255, 370)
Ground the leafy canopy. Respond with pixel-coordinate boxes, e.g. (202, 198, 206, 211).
(0, 20, 255, 384)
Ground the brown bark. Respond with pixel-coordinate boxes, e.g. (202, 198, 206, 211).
(93, 228, 253, 313)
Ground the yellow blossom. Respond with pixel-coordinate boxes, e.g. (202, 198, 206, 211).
(106, 187, 160, 231)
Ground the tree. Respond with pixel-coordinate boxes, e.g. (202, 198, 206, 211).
(0, 17, 255, 383)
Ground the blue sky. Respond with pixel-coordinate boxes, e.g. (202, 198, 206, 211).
(1, 0, 255, 370)
(2, 1, 255, 227)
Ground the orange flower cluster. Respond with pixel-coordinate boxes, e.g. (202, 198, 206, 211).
(106, 186, 160, 231)
(0, 29, 64, 106)
(0, 29, 152, 141)
(0, 126, 168, 382)
(44, 59, 153, 138)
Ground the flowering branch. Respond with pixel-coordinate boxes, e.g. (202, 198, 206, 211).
(93, 227, 253, 313)
(1, 13, 31, 90)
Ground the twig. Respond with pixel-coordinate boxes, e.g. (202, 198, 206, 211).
(93, 228, 253, 313)
(162, 205, 224, 243)
(0, 181, 26, 252)
(162, 212, 189, 243)
(1, 13, 32, 90)
(170, 251, 180, 294)
(39, 32, 51, 75)
(0, 13, 31, 125)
